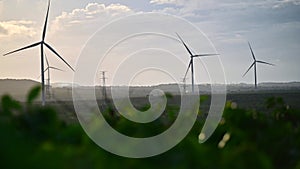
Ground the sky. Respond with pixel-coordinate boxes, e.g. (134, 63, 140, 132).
(0, 0, 299, 86)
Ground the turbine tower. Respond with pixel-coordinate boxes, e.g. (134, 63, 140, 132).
(3, 0, 74, 105)
(176, 33, 219, 93)
(243, 42, 274, 88)
(44, 54, 64, 99)
(38, 54, 64, 99)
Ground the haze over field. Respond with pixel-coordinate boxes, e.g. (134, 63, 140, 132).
(0, 0, 299, 86)
(1, 79, 300, 101)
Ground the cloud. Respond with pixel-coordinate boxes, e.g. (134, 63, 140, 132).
(0, 25, 8, 34)
(150, 0, 183, 5)
(51, 3, 134, 33)
(0, 1, 3, 14)
(150, 0, 300, 11)
(149, 0, 300, 83)
(151, 0, 300, 38)
(0, 20, 36, 37)
(272, 0, 300, 8)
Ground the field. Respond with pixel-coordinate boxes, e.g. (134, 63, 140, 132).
(48, 89, 300, 124)
(1, 80, 300, 169)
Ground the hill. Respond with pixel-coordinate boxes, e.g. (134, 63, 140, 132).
(0, 79, 40, 101)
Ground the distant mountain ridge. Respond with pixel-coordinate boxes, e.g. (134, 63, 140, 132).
(1, 79, 300, 101)
(0, 79, 40, 101)
(1, 79, 300, 88)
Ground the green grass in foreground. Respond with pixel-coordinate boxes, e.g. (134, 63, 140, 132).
(0, 86, 300, 169)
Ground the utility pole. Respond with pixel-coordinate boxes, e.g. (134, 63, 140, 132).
(100, 71, 108, 101)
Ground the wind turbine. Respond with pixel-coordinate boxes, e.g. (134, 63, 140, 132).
(41, 54, 64, 99)
(3, 0, 74, 105)
(176, 33, 219, 93)
(242, 42, 274, 88)
(37, 55, 64, 85)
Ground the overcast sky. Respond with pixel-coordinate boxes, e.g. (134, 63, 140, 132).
(0, 0, 299, 85)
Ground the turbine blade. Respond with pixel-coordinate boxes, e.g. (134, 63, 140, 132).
(256, 60, 275, 66)
(248, 42, 256, 61)
(184, 60, 192, 80)
(242, 62, 255, 77)
(193, 54, 220, 57)
(44, 42, 74, 72)
(42, 0, 51, 41)
(49, 66, 64, 72)
(44, 67, 49, 73)
(176, 32, 193, 56)
(45, 53, 49, 67)
(3, 42, 41, 56)
(37, 67, 49, 79)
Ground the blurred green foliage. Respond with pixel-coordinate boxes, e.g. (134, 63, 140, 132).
(0, 87, 300, 169)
